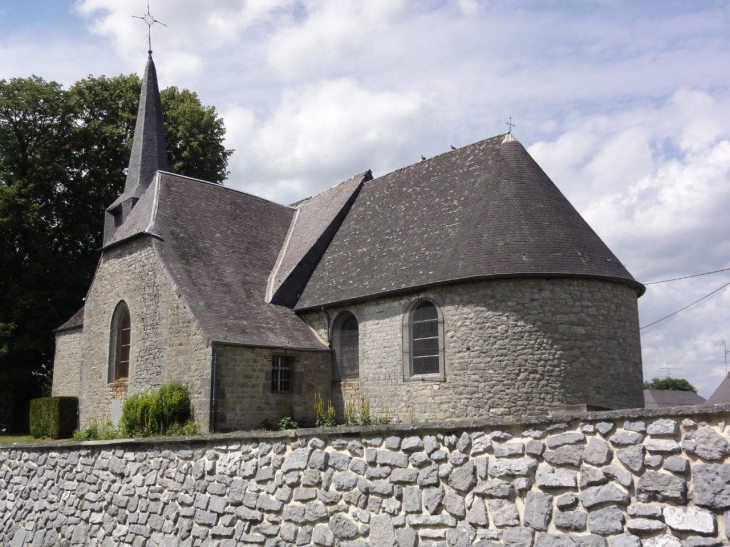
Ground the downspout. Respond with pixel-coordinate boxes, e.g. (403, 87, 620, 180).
(210, 347, 218, 433)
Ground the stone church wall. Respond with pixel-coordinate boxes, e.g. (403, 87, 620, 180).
(51, 327, 84, 398)
(3, 405, 730, 547)
(214, 345, 332, 431)
(76, 237, 213, 431)
(301, 278, 643, 423)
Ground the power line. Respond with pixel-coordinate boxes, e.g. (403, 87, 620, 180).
(640, 279, 730, 330)
(644, 266, 730, 285)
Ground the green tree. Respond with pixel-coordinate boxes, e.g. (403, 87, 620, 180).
(643, 377, 697, 393)
(0, 74, 232, 432)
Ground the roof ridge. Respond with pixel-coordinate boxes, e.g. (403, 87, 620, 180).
(293, 170, 372, 208)
(157, 171, 295, 210)
(368, 133, 510, 183)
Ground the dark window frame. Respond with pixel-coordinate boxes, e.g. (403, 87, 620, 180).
(271, 355, 293, 394)
(402, 298, 445, 381)
(333, 311, 360, 382)
(108, 301, 131, 383)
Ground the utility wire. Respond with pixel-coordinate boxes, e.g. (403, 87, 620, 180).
(644, 266, 730, 285)
(640, 279, 730, 331)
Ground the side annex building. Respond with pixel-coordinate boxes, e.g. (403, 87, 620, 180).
(51, 55, 646, 432)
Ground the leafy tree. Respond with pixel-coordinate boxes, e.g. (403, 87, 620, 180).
(0, 74, 232, 432)
(643, 377, 697, 393)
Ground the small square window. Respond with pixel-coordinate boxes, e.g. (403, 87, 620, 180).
(271, 356, 293, 394)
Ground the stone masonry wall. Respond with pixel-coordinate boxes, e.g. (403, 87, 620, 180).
(214, 345, 332, 431)
(52, 328, 84, 398)
(300, 278, 643, 423)
(4, 406, 730, 547)
(74, 237, 212, 431)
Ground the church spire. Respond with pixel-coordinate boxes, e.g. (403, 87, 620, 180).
(124, 53, 168, 196)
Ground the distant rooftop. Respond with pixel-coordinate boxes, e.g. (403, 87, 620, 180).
(644, 389, 706, 408)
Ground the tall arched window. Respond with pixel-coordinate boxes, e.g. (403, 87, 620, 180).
(333, 312, 359, 382)
(108, 301, 131, 383)
(403, 299, 445, 380)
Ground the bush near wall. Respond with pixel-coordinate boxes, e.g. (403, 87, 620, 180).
(29, 397, 78, 439)
(120, 382, 192, 437)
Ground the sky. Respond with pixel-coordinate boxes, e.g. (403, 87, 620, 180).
(1, 0, 729, 398)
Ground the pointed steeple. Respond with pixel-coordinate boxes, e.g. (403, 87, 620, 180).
(103, 53, 168, 246)
(124, 53, 168, 196)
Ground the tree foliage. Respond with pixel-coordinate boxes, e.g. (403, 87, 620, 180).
(643, 377, 698, 393)
(0, 73, 232, 432)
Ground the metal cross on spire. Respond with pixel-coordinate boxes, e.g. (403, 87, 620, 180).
(506, 116, 516, 134)
(133, 1, 167, 55)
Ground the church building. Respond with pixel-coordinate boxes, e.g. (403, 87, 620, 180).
(51, 54, 646, 432)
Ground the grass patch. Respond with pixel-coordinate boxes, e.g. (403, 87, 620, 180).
(0, 435, 46, 445)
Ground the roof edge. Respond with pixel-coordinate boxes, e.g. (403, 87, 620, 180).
(53, 323, 84, 334)
(295, 272, 646, 311)
(157, 171, 295, 211)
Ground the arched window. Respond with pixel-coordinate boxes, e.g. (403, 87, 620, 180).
(108, 301, 131, 383)
(333, 312, 359, 381)
(403, 299, 445, 380)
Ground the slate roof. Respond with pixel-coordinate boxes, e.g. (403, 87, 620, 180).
(109, 54, 168, 209)
(706, 374, 730, 405)
(295, 134, 644, 310)
(104, 174, 160, 248)
(54, 306, 85, 332)
(267, 171, 371, 307)
(145, 173, 327, 350)
(643, 389, 706, 408)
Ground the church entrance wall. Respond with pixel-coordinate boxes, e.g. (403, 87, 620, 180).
(51, 327, 83, 398)
(300, 277, 644, 422)
(213, 344, 332, 431)
(73, 237, 213, 431)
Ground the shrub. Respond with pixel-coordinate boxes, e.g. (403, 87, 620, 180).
(72, 420, 118, 441)
(29, 397, 78, 439)
(120, 382, 193, 437)
(278, 416, 299, 431)
(314, 393, 336, 428)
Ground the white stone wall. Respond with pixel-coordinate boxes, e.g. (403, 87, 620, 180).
(51, 327, 83, 398)
(301, 278, 643, 423)
(2, 407, 730, 547)
(73, 237, 212, 431)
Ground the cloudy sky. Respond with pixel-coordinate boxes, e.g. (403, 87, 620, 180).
(2, 0, 729, 398)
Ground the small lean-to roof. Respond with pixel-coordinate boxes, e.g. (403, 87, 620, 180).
(131, 172, 326, 350)
(295, 134, 644, 310)
(267, 171, 370, 307)
(707, 374, 730, 405)
(54, 306, 85, 332)
(644, 389, 706, 408)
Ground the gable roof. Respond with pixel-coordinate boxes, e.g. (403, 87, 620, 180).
(707, 374, 730, 405)
(100, 172, 327, 350)
(267, 171, 371, 307)
(644, 389, 706, 407)
(295, 134, 644, 310)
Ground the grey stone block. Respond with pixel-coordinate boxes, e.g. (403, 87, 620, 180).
(588, 506, 624, 535)
(616, 445, 645, 473)
(636, 471, 687, 503)
(503, 527, 534, 547)
(523, 492, 553, 531)
(610, 535, 641, 547)
(626, 519, 665, 532)
(543, 446, 583, 467)
(609, 431, 644, 445)
(684, 427, 730, 461)
(536, 467, 577, 489)
(554, 511, 586, 531)
(582, 438, 612, 466)
(644, 535, 682, 547)
(488, 499, 520, 528)
(647, 419, 678, 436)
(579, 484, 630, 509)
(663, 456, 689, 474)
(547, 432, 585, 449)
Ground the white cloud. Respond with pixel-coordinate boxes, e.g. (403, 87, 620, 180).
(529, 89, 730, 397)
(223, 78, 429, 202)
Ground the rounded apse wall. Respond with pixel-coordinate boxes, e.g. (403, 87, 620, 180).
(304, 277, 643, 422)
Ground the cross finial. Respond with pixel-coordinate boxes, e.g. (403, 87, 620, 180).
(133, 1, 167, 55)
(506, 116, 516, 134)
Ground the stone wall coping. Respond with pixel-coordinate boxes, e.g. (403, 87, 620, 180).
(6, 402, 730, 452)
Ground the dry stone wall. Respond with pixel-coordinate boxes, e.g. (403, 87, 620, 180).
(3, 406, 730, 547)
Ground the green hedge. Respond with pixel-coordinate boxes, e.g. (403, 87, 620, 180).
(120, 382, 192, 437)
(29, 397, 78, 439)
